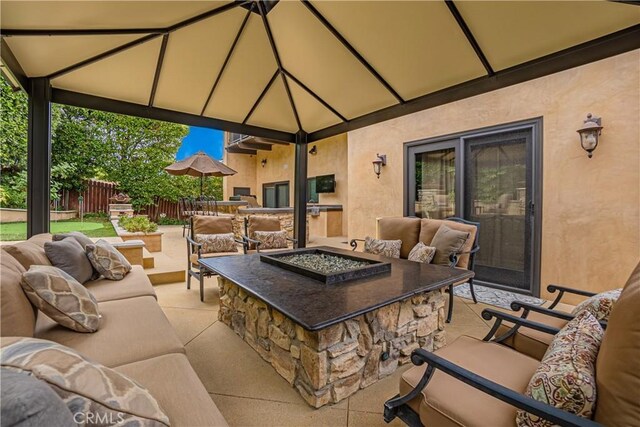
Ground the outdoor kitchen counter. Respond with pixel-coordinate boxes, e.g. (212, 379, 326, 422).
(199, 246, 472, 331)
(200, 246, 473, 407)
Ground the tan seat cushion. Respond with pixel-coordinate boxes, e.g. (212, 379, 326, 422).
(1, 250, 36, 337)
(594, 261, 640, 425)
(84, 265, 156, 302)
(400, 335, 538, 426)
(419, 219, 477, 269)
(3, 241, 51, 269)
(377, 217, 421, 259)
(116, 353, 228, 427)
(35, 296, 184, 367)
(497, 311, 568, 360)
(27, 233, 53, 248)
(192, 215, 233, 235)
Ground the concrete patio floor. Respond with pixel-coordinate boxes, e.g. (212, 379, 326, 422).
(150, 225, 496, 426)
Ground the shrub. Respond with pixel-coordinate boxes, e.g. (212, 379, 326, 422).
(118, 215, 158, 233)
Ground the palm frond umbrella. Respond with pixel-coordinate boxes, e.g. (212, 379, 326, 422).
(164, 151, 237, 197)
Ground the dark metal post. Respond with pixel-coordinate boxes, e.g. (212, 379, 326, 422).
(27, 78, 52, 237)
(293, 131, 308, 248)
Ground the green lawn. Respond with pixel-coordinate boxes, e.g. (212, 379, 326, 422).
(0, 217, 117, 241)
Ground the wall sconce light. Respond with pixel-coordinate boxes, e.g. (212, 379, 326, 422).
(261, 158, 267, 168)
(309, 145, 317, 155)
(372, 154, 387, 179)
(577, 113, 603, 158)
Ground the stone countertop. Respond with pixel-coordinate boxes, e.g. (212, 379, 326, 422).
(200, 246, 473, 331)
(238, 205, 343, 214)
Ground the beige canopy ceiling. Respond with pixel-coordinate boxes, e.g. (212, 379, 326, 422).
(1, 0, 639, 141)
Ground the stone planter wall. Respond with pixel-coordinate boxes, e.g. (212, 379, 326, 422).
(218, 277, 446, 408)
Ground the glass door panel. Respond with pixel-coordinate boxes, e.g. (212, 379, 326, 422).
(264, 186, 276, 208)
(464, 130, 531, 291)
(276, 183, 290, 208)
(414, 148, 456, 219)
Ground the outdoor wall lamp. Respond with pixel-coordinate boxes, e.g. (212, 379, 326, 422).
(372, 154, 387, 179)
(577, 113, 603, 158)
(309, 145, 317, 155)
(261, 158, 267, 168)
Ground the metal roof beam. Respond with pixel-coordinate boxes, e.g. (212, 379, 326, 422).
(201, 6, 254, 116)
(258, 1, 302, 131)
(445, 0, 494, 76)
(148, 33, 169, 107)
(243, 70, 279, 124)
(282, 69, 348, 123)
(300, 0, 404, 104)
(308, 24, 640, 142)
(0, 38, 29, 91)
(51, 88, 296, 143)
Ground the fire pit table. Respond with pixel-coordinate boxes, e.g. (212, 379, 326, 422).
(199, 246, 473, 408)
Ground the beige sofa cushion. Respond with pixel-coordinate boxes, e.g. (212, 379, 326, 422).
(116, 353, 229, 427)
(35, 296, 184, 367)
(594, 261, 640, 425)
(27, 233, 53, 248)
(419, 219, 477, 269)
(3, 241, 51, 269)
(83, 265, 156, 303)
(1, 250, 36, 337)
(378, 217, 421, 259)
(401, 336, 538, 426)
(192, 215, 233, 235)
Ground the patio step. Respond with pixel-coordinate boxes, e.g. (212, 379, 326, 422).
(142, 247, 155, 269)
(143, 251, 185, 285)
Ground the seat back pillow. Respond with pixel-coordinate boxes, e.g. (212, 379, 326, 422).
(86, 239, 132, 280)
(407, 242, 436, 264)
(517, 310, 603, 426)
(430, 225, 470, 266)
(571, 288, 622, 321)
(20, 265, 100, 333)
(1, 337, 169, 426)
(254, 230, 288, 249)
(364, 237, 402, 259)
(44, 238, 95, 284)
(196, 233, 238, 253)
(3, 242, 51, 270)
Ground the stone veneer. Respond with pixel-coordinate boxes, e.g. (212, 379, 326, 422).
(231, 212, 309, 244)
(218, 277, 446, 408)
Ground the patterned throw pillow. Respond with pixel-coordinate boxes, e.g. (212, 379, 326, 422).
(1, 337, 170, 426)
(516, 310, 603, 427)
(86, 239, 132, 280)
(196, 233, 238, 253)
(571, 288, 622, 321)
(20, 266, 100, 333)
(364, 237, 402, 259)
(408, 242, 436, 263)
(254, 230, 288, 249)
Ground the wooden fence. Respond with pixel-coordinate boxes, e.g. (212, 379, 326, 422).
(66, 180, 181, 220)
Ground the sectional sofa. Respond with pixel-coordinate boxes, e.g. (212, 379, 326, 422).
(1, 233, 227, 426)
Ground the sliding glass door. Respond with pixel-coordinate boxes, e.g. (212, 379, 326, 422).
(406, 120, 540, 295)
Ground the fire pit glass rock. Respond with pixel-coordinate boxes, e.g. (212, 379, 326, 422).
(277, 253, 369, 274)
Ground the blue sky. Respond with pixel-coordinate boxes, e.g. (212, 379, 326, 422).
(175, 126, 224, 160)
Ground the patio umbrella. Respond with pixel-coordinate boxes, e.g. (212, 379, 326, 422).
(164, 152, 237, 197)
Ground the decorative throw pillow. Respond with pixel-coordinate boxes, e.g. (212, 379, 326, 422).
(44, 238, 95, 284)
(408, 242, 436, 264)
(3, 241, 52, 270)
(20, 265, 100, 333)
(1, 337, 170, 426)
(364, 237, 402, 259)
(85, 239, 132, 280)
(254, 230, 289, 249)
(1, 367, 76, 426)
(516, 310, 603, 427)
(196, 233, 238, 253)
(430, 225, 470, 266)
(571, 288, 622, 321)
(52, 231, 94, 250)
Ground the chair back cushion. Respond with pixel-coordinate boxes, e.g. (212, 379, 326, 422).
(377, 217, 421, 259)
(0, 250, 36, 337)
(419, 219, 477, 269)
(247, 216, 281, 239)
(192, 215, 233, 236)
(594, 261, 640, 424)
(3, 241, 51, 270)
(364, 237, 401, 259)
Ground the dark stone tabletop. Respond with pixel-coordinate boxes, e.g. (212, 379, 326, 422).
(199, 246, 474, 331)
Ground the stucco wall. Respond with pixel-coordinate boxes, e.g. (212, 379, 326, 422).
(347, 50, 640, 301)
(223, 146, 257, 198)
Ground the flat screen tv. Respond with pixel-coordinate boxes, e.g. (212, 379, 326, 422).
(315, 174, 336, 193)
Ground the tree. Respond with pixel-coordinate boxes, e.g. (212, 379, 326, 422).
(0, 81, 28, 174)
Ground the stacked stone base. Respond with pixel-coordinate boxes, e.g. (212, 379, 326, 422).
(231, 212, 309, 244)
(218, 277, 446, 408)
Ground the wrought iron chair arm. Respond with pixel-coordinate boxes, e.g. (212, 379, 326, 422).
(349, 238, 366, 251)
(547, 284, 597, 308)
(510, 302, 608, 330)
(186, 236, 202, 248)
(385, 348, 601, 427)
(481, 308, 562, 342)
(448, 245, 480, 267)
(286, 237, 298, 244)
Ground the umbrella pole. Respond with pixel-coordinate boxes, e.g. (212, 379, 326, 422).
(200, 175, 204, 198)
